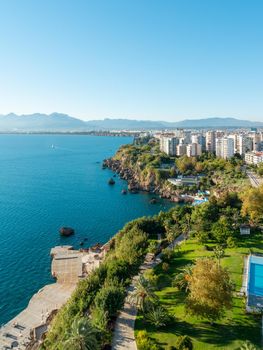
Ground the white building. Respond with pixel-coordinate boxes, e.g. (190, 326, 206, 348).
(176, 143, 187, 156)
(245, 151, 263, 165)
(216, 138, 223, 158)
(206, 131, 216, 153)
(238, 135, 253, 155)
(216, 137, 234, 159)
(192, 134, 206, 151)
(160, 136, 177, 156)
(186, 143, 202, 157)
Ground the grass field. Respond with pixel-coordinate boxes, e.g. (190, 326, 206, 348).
(135, 233, 263, 349)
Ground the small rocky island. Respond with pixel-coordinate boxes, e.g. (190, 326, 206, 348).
(108, 177, 115, 185)
(59, 227, 75, 237)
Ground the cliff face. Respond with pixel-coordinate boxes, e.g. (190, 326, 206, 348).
(103, 156, 192, 203)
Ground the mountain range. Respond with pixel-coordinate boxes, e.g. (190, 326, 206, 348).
(0, 113, 262, 131)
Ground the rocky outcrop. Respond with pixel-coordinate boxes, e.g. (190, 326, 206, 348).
(59, 227, 75, 236)
(102, 158, 191, 204)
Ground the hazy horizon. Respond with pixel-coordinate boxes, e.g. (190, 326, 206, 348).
(0, 112, 262, 123)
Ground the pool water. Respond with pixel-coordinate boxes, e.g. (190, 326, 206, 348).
(248, 255, 263, 297)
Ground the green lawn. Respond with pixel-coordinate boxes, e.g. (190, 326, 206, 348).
(135, 233, 263, 349)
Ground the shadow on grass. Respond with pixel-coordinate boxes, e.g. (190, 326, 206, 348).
(136, 317, 261, 348)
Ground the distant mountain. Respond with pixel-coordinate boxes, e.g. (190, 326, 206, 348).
(0, 114, 262, 131)
(172, 117, 263, 128)
(85, 117, 263, 129)
(85, 118, 168, 130)
(0, 113, 86, 131)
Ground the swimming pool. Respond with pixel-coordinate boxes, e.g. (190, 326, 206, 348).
(247, 255, 263, 308)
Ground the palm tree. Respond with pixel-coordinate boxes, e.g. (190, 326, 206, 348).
(176, 335, 193, 350)
(145, 305, 170, 328)
(173, 264, 193, 292)
(64, 317, 99, 350)
(237, 341, 260, 350)
(128, 275, 157, 311)
(166, 229, 177, 248)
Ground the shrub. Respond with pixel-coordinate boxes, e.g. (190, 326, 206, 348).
(94, 283, 125, 318)
(162, 248, 175, 262)
(136, 330, 160, 350)
(143, 269, 159, 289)
(176, 335, 193, 350)
(106, 259, 130, 285)
(227, 236, 237, 248)
(162, 262, 170, 271)
(145, 304, 171, 328)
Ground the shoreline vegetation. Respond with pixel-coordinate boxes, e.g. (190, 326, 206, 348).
(41, 185, 263, 350)
(40, 139, 262, 350)
(103, 137, 250, 203)
(2, 138, 263, 350)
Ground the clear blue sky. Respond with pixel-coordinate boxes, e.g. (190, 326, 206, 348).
(0, 0, 262, 121)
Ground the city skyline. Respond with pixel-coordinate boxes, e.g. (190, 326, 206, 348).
(0, 0, 262, 121)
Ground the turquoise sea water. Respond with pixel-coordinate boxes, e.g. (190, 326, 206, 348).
(0, 135, 174, 325)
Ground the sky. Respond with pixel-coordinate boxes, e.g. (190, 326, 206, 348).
(0, 0, 262, 122)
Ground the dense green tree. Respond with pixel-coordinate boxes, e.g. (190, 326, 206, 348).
(241, 185, 263, 224)
(186, 258, 233, 322)
(213, 245, 225, 264)
(115, 226, 148, 264)
(211, 216, 232, 243)
(176, 155, 197, 173)
(94, 283, 125, 318)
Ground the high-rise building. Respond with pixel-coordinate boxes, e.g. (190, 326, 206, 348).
(216, 137, 234, 159)
(216, 138, 223, 158)
(176, 144, 187, 156)
(238, 135, 253, 155)
(186, 143, 202, 157)
(206, 131, 216, 153)
(183, 131, 192, 144)
(191, 134, 206, 151)
(160, 136, 177, 156)
(223, 137, 235, 159)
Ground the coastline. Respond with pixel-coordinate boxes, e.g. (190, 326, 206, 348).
(0, 244, 107, 349)
(103, 157, 194, 204)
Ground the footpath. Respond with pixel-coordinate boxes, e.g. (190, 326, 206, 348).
(111, 234, 185, 350)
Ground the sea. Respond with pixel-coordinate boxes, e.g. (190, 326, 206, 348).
(0, 134, 174, 325)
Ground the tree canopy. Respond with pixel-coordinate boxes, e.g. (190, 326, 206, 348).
(186, 258, 233, 322)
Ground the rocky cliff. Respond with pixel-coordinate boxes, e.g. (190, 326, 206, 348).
(103, 157, 192, 204)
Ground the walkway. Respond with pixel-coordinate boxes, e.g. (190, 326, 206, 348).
(111, 234, 185, 350)
(0, 245, 105, 350)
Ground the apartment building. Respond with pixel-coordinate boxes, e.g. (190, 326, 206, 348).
(206, 131, 216, 153)
(160, 136, 178, 156)
(216, 137, 234, 159)
(245, 151, 263, 165)
(186, 143, 202, 157)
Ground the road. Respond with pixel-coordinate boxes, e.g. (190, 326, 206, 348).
(246, 170, 263, 188)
